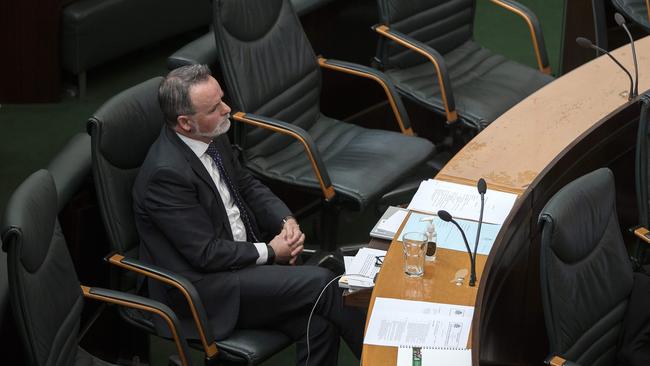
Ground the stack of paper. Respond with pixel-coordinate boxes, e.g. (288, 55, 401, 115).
(370, 206, 409, 240)
(338, 247, 387, 289)
(364, 297, 474, 349)
(407, 179, 517, 225)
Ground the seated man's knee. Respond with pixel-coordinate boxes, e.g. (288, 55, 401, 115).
(308, 266, 337, 289)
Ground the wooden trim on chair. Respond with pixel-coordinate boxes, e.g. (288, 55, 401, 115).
(374, 25, 459, 124)
(317, 57, 414, 135)
(634, 226, 650, 245)
(489, 0, 552, 74)
(547, 355, 567, 366)
(81, 285, 192, 366)
(106, 254, 219, 359)
(233, 112, 336, 201)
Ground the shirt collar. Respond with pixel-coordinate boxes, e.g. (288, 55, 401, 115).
(176, 132, 210, 158)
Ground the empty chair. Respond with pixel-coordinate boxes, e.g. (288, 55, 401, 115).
(1, 169, 192, 366)
(538, 168, 649, 365)
(372, 0, 554, 130)
(212, 0, 436, 249)
(611, 0, 650, 31)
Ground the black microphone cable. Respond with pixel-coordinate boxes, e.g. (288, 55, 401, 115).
(438, 210, 476, 286)
(472, 178, 487, 287)
(615, 12, 639, 98)
(576, 36, 635, 100)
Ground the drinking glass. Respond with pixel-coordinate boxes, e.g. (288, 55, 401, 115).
(402, 232, 427, 277)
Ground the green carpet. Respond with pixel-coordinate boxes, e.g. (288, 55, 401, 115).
(475, 0, 564, 75)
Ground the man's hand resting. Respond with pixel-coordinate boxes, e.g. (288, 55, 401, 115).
(269, 218, 305, 264)
(283, 218, 304, 265)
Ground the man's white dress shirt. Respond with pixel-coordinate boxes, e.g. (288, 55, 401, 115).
(177, 133, 268, 264)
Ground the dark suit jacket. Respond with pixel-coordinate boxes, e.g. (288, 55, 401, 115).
(133, 125, 291, 340)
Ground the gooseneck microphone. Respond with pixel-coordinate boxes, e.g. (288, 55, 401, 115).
(615, 13, 639, 98)
(471, 178, 487, 287)
(576, 37, 635, 100)
(438, 209, 476, 287)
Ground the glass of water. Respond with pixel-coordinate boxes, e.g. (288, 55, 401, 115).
(402, 232, 428, 277)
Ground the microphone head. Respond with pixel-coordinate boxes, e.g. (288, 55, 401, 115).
(477, 178, 487, 194)
(437, 210, 452, 222)
(615, 13, 626, 26)
(576, 37, 593, 49)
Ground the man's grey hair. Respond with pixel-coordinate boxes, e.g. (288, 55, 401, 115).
(158, 64, 212, 128)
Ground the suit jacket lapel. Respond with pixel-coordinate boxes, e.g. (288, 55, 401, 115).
(163, 127, 233, 238)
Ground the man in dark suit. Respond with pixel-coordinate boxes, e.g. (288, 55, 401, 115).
(133, 65, 364, 365)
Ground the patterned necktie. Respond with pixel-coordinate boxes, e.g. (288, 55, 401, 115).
(205, 142, 259, 242)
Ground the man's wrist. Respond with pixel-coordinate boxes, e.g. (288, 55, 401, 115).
(266, 244, 275, 265)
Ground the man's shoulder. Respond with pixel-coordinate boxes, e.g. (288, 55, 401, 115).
(136, 129, 190, 186)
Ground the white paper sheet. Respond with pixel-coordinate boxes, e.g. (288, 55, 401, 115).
(340, 248, 387, 288)
(407, 179, 517, 225)
(377, 209, 409, 232)
(364, 297, 474, 349)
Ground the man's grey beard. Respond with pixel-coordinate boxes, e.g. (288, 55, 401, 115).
(190, 116, 231, 138)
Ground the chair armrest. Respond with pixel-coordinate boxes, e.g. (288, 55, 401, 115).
(317, 57, 414, 135)
(633, 226, 650, 245)
(167, 32, 218, 70)
(372, 24, 458, 124)
(489, 0, 551, 74)
(232, 111, 336, 201)
(544, 354, 580, 366)
(105, 253, 218, 360)
(81, 285, 193, 366)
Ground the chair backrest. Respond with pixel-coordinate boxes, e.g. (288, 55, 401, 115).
(636, 95, 650, 235)
(538, 168, 634, 365)
(611, 0, 650, 31)
(88, 77, 164, 290)
(0, 243, 25, 363)
(1, 170, 84, 366)
(376, 0, 475, 69)
(213, 0, 322, 155)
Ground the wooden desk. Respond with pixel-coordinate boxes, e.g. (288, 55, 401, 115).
(362, 37, 650, 365)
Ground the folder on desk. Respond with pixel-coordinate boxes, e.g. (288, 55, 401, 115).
(370, 206, 408, 240)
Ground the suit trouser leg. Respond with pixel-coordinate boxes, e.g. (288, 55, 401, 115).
(235, 265, 365, 365)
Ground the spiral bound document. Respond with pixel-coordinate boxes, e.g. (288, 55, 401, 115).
(396, 347, 471, 366)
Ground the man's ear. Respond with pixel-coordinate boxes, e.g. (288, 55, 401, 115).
(176, 115, 193, 133)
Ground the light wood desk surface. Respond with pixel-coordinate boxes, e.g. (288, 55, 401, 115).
(439, 36, 650, 191)
(362, 37, 650, 365)
(361, 241, 488, 364)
